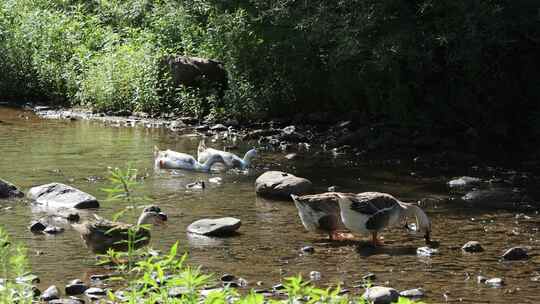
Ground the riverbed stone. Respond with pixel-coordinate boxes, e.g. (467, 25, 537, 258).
(448, 176, 482, 189)
(399, 288, 425, 299)
(49, 298, 85, 304)
(187, 217, 241, 236)
(65, 280, 88, 295)
(485, 278, 505, 287)
(27, 183, 99, 209)
(462, 241, 484, 253)
(461, 188, 534, 209)
(362, 286, 399, 304)
(41, 285, 60, 301)
(84, 287, 106, 296)
(255, 171, 312, 199)
(502, 247, 528, 260)
(0, 178, 24, 198)
(44, 226, 65, 234)
(29, 220, 47, 233)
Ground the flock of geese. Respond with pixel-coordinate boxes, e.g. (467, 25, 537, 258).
(74, 140, 432, 253)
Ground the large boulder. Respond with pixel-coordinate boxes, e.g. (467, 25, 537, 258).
(27, 183, 99, 209)
(187, 217, 241, 236)
(255, 171, 312, 199)
(362, 286, 399, 304)
(160, 55, 228, 98)
(0, 178, 24, 198)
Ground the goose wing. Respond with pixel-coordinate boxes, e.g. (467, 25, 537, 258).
(349, 192, 399, 230)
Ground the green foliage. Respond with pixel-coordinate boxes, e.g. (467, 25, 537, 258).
(0, 228, 33, 304)
(1, 0, 539, 150)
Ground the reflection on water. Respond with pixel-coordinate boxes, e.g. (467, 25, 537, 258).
(1, 106, 539, 303)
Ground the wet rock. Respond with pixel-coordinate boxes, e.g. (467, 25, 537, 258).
(362, 273, 377, 281)
(187, 217, 241, 236)
(16, 274, 40, 284)
(44, 226, 65, 234)
(0, 178, 24, 198)
(89, 274, 113, 281)
(285, 153, 297, 160)
(486, 278, 505, 287)
(49, 298, 85, 304)
(194, 125, 209, 131)
(300, 246, 315, 254)
(417, 246, 438, 257)
(477, 276, 488, 284)
(84, 287, 106, 296)
(220, 274, 236, 282)
(27, 183, 99, 209)
(461, 188, 533, 210)
(243, 128, 280, 140)
(448, 176, 482, 189)
(65, 280, 88, 295)
(272, 283, 285, 291)
(362, 286, 399, 304)
(502, 247, 528, 260)
(399, 288, 425, 299)
(462, 241, 484, 253)
(255, 171, 312, 199)
(41, 285, 60, 301)
(309, 271, 321, 281)
(210, 124, 228, 131)
(280, 125, 307, 142)
(29, 220, 47, 233)
(208, 177, 222, 184)
(186, 181, 205, 190)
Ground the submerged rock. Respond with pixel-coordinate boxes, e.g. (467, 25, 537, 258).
(27, 183, 99, 209)
(362, 286, 399, 304)
(187, 217, 241, 236)
(502, 247, 529, 260)
(0, 178, 24, 198)
(255, 171, 312, 199)
(461, 188, 533, 210)
(462, 241, 484, 253)
(399, 288, 425, 299)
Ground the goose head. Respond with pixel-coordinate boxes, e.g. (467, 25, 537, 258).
(137, 205, 168, 226)
(402, 204, 431, 244)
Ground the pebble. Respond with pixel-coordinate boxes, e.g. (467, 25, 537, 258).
(486, 278, 505, 288)
(362, 286, 399, 304)
(44, 226, 65, 234)
(362, 273, 377, 281)
(300, 246, 315, 254)
(416, 246, 438, 257)
(208, 177, 222, 184)
(65, 280, 88, 295)
(220, 274, 236, 282)
(309, 271, 321, 281)
(502, 247, 528, 260)
(399, 288, 425, 298)
(462, 241, 484, 253)
(29, 221, 47, 233)
(84, 287, 106, 296)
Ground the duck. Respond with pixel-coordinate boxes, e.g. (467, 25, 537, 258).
(154, 146, 225, 172)
(197, 140, 257, 170)
(291, 193, 353, 241)
(334, 192, 431, 246)
(72, 206, 168, 253)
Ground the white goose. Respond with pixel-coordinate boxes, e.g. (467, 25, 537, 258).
(334, 192, 431, 246)
(154, 146, 225, 172)
(197, 140, 257, 170)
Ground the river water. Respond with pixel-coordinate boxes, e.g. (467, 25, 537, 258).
(0, 106, 539, 303)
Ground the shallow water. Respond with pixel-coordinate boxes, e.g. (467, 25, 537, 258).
(1, 106, 539, 303)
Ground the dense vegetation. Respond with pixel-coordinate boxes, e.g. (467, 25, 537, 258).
(1, 0, 539, 151)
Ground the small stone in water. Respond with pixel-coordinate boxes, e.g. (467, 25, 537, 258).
(29, 221, 47, 233)
(309, 271, 321, 281)
(300, 246, 315, 254)
(399, 288, 425, 298)
(209, 177, 222, 184)
(417, 246, 438, 257)
(502, 247, 528, 260)
(486, 278, 505, 288)
(44, 226, 65, 234)
(462, 241, 484, 253)
(220, 274, 236, 282)
(41, 285, 60, 301)
(477, 276, 488, 284)
(362, 273, 377, 281)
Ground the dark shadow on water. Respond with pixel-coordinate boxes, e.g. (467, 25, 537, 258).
(354, 243, 418, 257)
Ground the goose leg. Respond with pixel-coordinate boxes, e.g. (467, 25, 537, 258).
(371, 232, 384, 246)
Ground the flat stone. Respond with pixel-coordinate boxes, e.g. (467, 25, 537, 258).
(187, 217, 241, 236)
(27, 183, 99, 209)
(0, 178, 24, 198)
(41, 285, 60, 301)
(502, 247, 528, 260)
(84, 287, 106, 296)
(486, 278, 505, 287)
(448, 176, 482, 189)
(462, 241, 484, 253)
(362, 286, 399, 304)
(255, 171, 312, 199)
(399, 288, 425, 298)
